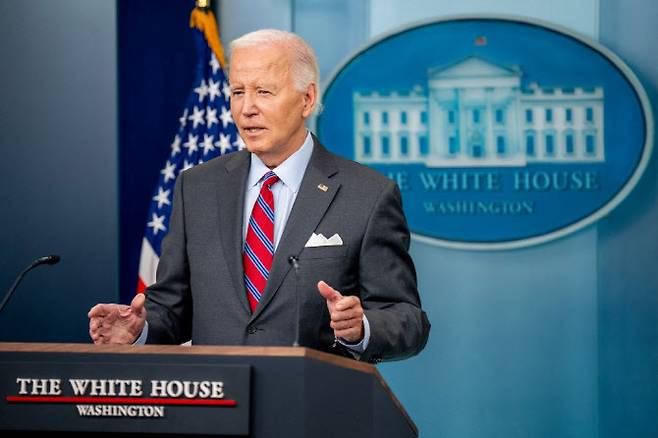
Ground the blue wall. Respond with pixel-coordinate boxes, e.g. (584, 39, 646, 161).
(597, 1, 658, 436)
(0, 0, 117, 342)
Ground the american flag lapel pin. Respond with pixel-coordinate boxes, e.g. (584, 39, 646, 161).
(317, 183, 328, 192)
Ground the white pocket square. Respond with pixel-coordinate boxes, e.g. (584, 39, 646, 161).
(304, 232, 343, 247)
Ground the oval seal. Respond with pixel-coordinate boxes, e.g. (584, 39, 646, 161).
(316, 15, 653, 250)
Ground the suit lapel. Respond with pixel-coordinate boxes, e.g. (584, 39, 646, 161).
(251, 140, 340, 320)
(216, 150, 252, 315)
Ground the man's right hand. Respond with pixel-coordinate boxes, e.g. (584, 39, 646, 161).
(88, 293, 147, 344)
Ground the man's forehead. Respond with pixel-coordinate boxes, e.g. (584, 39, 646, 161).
(231, 42, 290, 64)
(229, 48, 291, 82)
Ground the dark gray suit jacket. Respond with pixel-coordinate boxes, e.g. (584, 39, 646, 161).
(145, 136, 430, 362)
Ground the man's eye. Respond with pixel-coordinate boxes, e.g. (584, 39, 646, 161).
(231, 90, 243, 96)
(258, 90, 271, 95)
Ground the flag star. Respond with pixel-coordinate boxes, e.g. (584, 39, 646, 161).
(208, 79, 221, 102)
(188, 106, 205, 129)
(205, 106, 218, 128)
(209, 54, 220, 75)
(147, 213, 167, 235)
(152, 187, 171, 209)
(215, 132, 232, 154)
(181, 160, 194, 173)
(222, 81, 231, 100)
(220, 106, 234, 128)
(194, 79, 209, 102)
(161, 160, 177, 183)
(183, 133, 199, 155)
(233, 135, 246, 150)
(170, 135, 181, 156)
(179, 108, 189, 128)
(201, 133, 215, 155)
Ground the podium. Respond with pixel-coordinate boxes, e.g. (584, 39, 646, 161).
(0, 343, 417, 437)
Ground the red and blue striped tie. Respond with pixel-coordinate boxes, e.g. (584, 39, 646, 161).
(243, 171, 279, 313)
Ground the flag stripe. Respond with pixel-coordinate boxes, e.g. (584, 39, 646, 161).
(137, 238, 159, 292)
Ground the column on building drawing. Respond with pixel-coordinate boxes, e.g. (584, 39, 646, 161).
(415, 104, 430, 165)
(521, 87, 545, 162)
(492, 86, 523, 164)
(456, 88, 465, 163)
(582, 89, 605, 161)
(486, 88, 495, 160)
(429, 86, 464, 164)
(388, 98, 401, 162)
(378, 107, 390, 163)
(428, 87, 443, 163)
(353, 92, 366, 162)
(464, 89, 486, 160)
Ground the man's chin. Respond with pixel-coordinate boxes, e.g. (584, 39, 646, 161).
(244, 142, 263, 154)
(244, 143, 274, 160)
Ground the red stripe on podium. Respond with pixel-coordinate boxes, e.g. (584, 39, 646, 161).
(6, 396, 237, 406)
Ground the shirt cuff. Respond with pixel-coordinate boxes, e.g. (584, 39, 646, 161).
(132, 321, 149, 345)
(338, 314, 370, 354)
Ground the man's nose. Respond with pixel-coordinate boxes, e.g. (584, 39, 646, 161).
(241, 92, 258, 116)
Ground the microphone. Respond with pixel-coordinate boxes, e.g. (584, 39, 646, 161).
(0, 255, 61, 314)
(288, 256, 301, 347)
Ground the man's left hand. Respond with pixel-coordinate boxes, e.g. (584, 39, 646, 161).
(317, 281, 364, 343)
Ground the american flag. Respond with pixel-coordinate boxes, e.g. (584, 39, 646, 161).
(136, 10, 241, 293)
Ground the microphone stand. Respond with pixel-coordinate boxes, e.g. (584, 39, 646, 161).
(0, 255, 61, 314)
(288, 256, 301, 347)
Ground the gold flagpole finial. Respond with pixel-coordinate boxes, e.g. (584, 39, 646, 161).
(190, 0, 226, 68)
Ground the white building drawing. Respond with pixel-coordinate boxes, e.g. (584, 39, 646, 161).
(353, 57, 605, 167)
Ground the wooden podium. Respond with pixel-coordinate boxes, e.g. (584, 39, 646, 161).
(0, 343, 417, 437)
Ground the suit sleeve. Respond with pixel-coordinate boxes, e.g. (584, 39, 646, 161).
(143, 173, 193, 344)
(358, 180, 431, 362)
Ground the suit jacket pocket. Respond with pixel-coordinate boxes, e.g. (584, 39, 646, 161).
(299, 245, 348, 259)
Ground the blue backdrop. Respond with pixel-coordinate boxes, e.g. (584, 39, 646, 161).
(118, 0, 198, 303)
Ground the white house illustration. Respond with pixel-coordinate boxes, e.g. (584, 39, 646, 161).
(353, 56, 605, 167)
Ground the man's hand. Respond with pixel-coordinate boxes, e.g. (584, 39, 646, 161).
(88, 293, 147, 344)
(317, 281, 364, 343)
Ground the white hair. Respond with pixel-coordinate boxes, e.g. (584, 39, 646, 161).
(229, 29, 321, 113)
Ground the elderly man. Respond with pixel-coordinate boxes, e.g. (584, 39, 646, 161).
(88, 29, 429, 363)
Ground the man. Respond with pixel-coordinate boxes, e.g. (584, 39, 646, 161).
(89, 29, 429, 363)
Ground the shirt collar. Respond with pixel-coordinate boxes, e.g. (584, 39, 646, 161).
(247, 131, 314, 193)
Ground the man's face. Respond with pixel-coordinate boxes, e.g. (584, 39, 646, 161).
(229, 43, 316, 168)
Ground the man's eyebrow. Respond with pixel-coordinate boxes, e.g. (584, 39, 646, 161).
(230, 82, 279, 91)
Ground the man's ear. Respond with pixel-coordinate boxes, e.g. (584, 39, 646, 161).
(301, 82, 317, 118)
